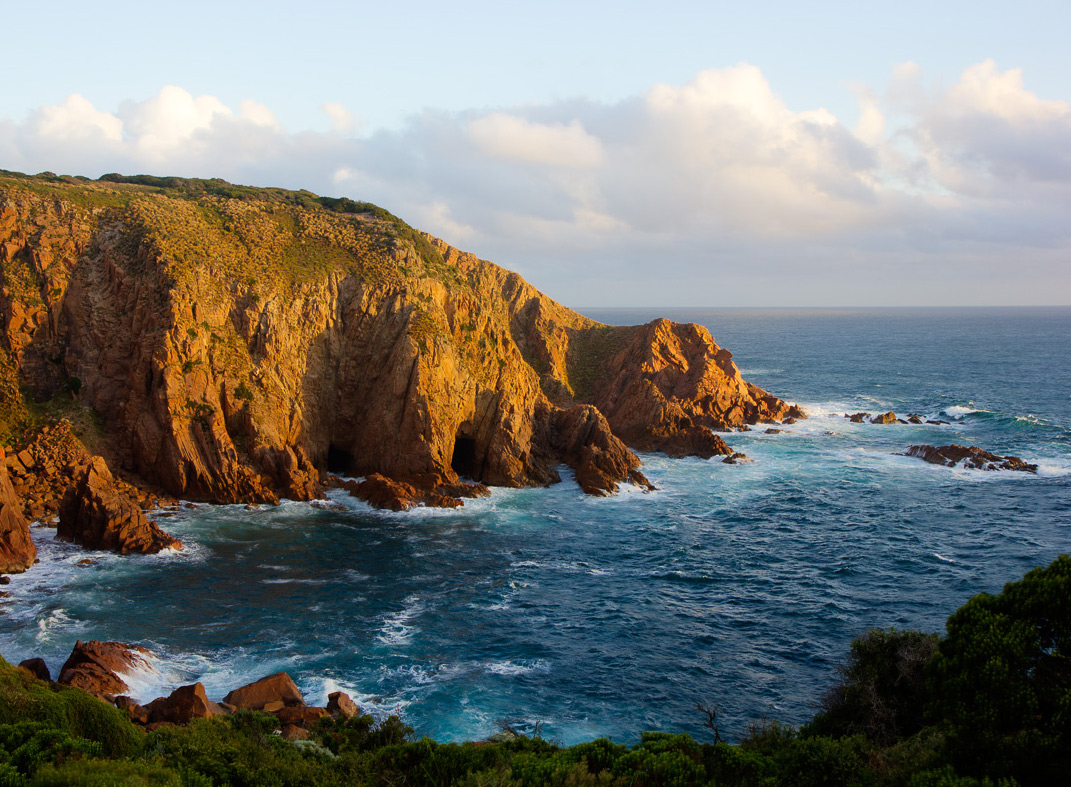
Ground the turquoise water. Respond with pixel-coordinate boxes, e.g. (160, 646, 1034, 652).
(2, 307, 1069, 744)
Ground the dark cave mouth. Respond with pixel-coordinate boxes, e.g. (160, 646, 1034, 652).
(451, 436, 477, 479)
(327, 444, 355, 475)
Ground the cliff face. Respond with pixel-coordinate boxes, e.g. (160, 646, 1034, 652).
(0, 172, 802, 505)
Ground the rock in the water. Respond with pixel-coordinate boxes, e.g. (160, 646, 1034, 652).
(904, 444, 1038, 473)
(57, 457, 181, 554)
(871, 412, 898, 425)
(57, 640, 152, 700)
(847, 412, 870, 423)
(327, 691, 359, 719)
(222, 672, 305, 710)
(18, 657, 50, 681)
(722, 453, 751, 465)
(549, 405, 656, 495)
(0, 448, 35, 574)
(907, 414, 924, 424)
(764, 428, 783, 434)
(350, 473, 463, 511)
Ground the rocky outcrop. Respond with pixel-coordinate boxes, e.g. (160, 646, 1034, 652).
(58, 456, 181, 554)
(344, 473, 464, 511)
(223, 672, 305, 711)
(904, 445, 1038, 473)
(143, 682, 228, 725)
(0, 173, 802, 505)
(871, 412, 898, 425)
(0, 447, 34, 573)
(18, 657, 50, 681)
(57, 640, 152, 700)
(327, 691, 359, 719)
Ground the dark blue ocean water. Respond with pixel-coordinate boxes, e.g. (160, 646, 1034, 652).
(2, 307, 1070, 744)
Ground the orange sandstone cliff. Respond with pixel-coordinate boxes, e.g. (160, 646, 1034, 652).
(0, 172, 802, 523)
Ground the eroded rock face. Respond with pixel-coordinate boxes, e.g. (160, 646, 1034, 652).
(57, 640, 152, 700)
(0, 448, 34, 573)
(904, 444, 1038, 473)
(58, 457, 181, 554)
(0, 175, 803, 503)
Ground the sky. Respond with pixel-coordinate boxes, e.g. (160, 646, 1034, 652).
(2, 0, 1069, 307)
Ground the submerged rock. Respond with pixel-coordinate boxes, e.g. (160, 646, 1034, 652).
(904, 444, 1038, 473)
(722, 453, 752, 465)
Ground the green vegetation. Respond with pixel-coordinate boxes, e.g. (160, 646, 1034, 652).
(2, 556, 1068, 785)
(0, 169, 469, 295)
(566, 325, 630, 400)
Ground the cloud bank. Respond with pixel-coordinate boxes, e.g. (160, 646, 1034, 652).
(2, 62, 1068, 306)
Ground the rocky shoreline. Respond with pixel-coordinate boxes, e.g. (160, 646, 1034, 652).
(14, 639, 359, 742)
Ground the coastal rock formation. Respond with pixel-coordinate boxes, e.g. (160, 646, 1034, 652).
(143, 682, 227, 725)
(346, 473, 464, 511)
(57, 640, 152, 700)
(58, 456, 181, 554)
(0, 172, 802, 507)
(0, 447, 34, 573)
(223, 672, 305, 710)
(18, 656, 50, 681)
(904, 444, 1038, 473)
(327, 691, 359, 719)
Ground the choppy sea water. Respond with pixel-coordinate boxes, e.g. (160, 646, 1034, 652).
(2, 307, 1069, 745)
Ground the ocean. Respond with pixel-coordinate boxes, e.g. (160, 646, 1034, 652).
(2, 307, 1069, 745)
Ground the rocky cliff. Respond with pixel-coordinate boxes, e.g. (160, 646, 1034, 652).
(0, 171, 802, 512)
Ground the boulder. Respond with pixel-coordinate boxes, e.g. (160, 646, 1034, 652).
(115, 695, 150, 725)
(764, 428, 783, 435)
(18, 657, 50, 681)
(871, 412, 898, 425)
(57, 640, 152, 700)
(847, 413, 870, 423)
(327, 691, 359, 719)
(904, 444, 1038, 473)
(57, 457, 182, 554)
(144, 683, 223, 725)
(722, 453, 751, 465)
(907, 414, 924, 424)
(222, 672, 305, 710)
(280, 725, 309, 741)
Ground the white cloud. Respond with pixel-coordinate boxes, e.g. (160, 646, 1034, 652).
(2, 62, 1068, 306)
(468, 113, 603, 168)
(322, 102, 357, 135)
(32, 94, 123, 144)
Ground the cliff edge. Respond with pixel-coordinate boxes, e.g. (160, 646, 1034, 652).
(0, 171, 802, 511)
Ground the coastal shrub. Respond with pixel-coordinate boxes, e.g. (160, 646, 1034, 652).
(0, 659, 141, 759)
(806, 628, 939, 745)
(30, 758, 183, 786)
(927, 553, 1071, 785)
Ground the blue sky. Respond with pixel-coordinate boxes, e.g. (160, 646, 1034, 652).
(2, 0, 1069, 307)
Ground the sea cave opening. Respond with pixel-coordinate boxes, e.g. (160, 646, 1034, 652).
(327, 444, 355, 475)
(451, 436, 478, 479)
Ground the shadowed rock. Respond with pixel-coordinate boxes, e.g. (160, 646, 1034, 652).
(58, 457, 181, 554)
(58, 640, 152, 700)
(904, 444, 1038, 473)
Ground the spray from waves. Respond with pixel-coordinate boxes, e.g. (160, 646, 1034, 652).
(376, 595, 424, 646)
